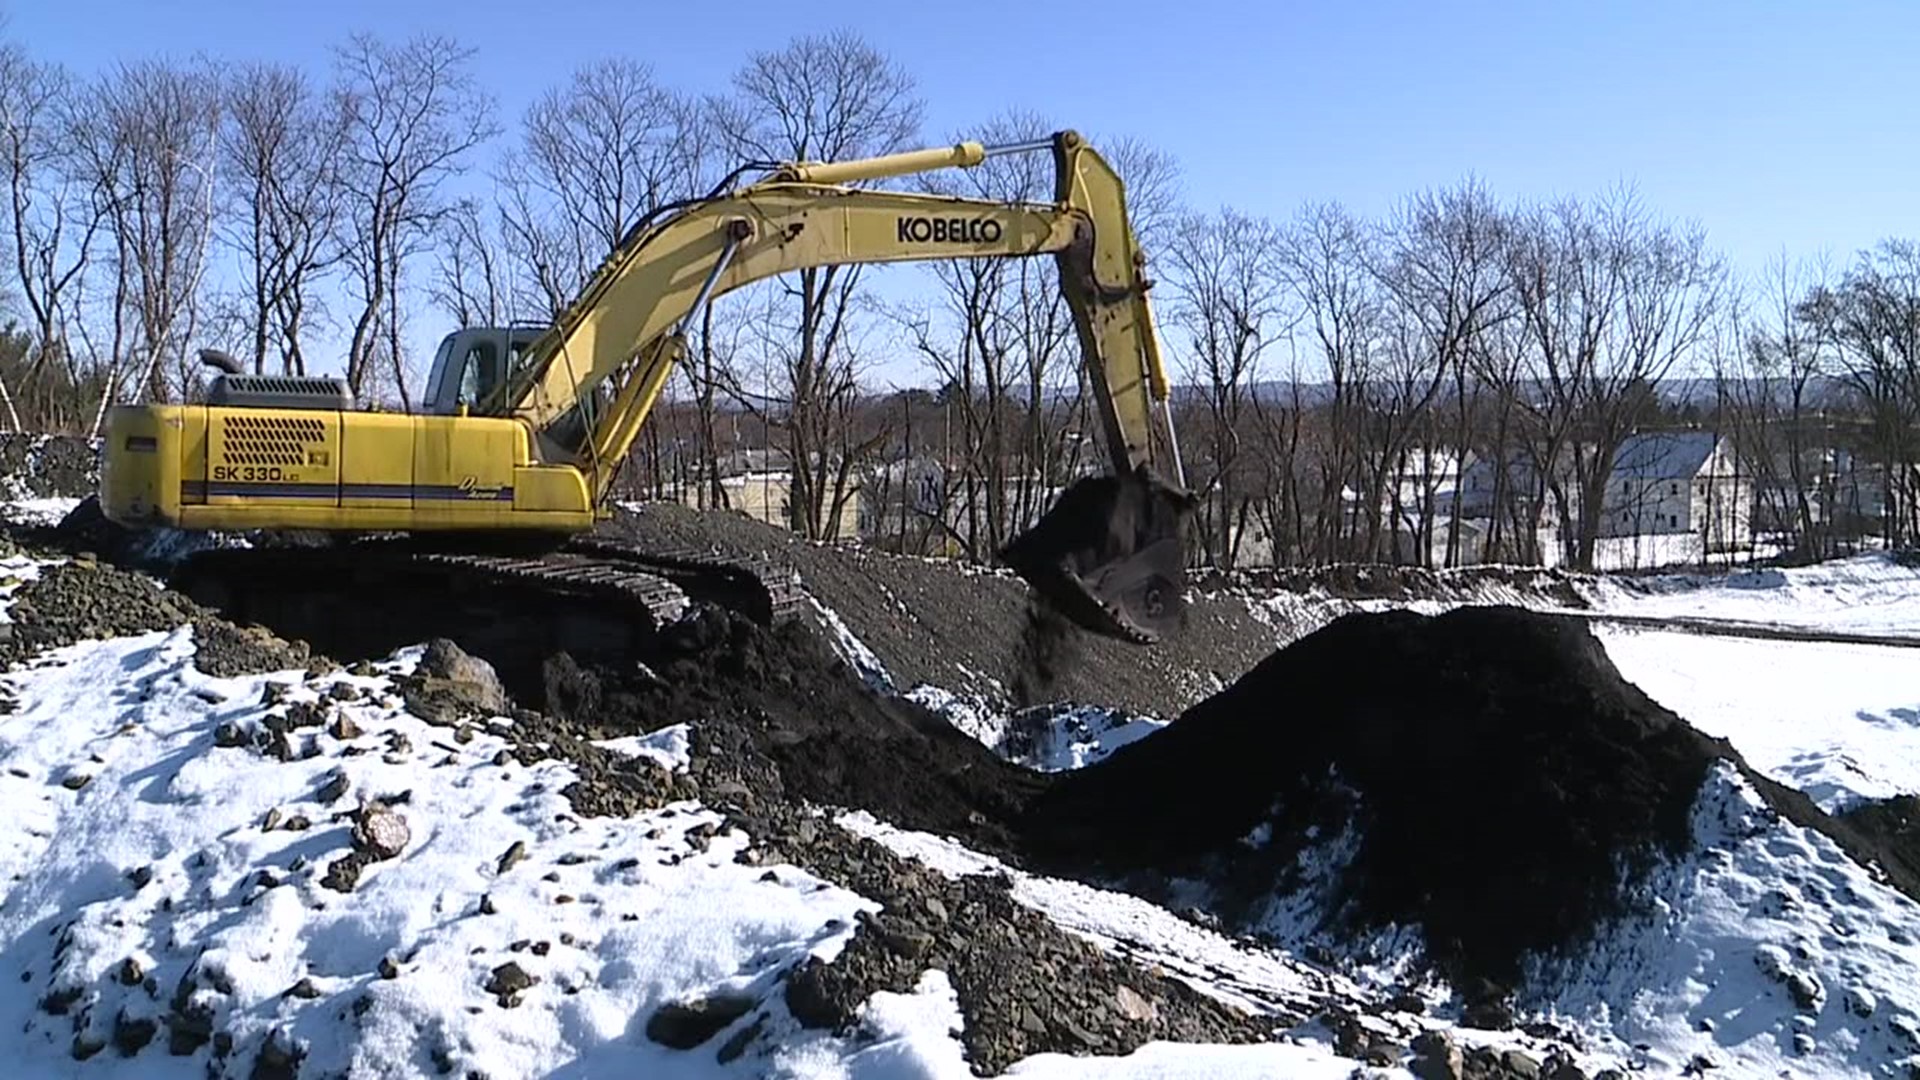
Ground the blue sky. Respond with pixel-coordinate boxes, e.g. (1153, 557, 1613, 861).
(5, 0, 1919, 386)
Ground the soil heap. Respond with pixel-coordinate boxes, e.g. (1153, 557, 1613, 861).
(1019, 604, 1738, 991)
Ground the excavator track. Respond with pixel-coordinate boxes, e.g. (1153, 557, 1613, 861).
(164, 532, 807, 697)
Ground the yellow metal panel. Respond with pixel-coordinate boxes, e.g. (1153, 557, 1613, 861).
(411, 415, 523, 528)
(511, 466, 592, 517)
(179, 406, 208, 506)
(100, 405, 178, 526)
(337, 411, 417, 513)
(204, 409, 340, 508)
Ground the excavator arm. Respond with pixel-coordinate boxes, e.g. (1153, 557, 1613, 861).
(501, 132, 1180, 500)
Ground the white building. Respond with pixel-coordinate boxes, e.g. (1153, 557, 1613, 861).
(1599, 431, 1752, 558)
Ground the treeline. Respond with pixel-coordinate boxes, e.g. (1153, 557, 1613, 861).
(2, 25, 1916, 568)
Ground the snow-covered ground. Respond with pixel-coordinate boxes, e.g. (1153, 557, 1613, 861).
(0, 570, 1392, 1078)
(1597, 628, 1920, 812)
(0, 627, 917, 1078)
(9, 529, 1920, 1078)
(0, 496, 82, 527)
(1579, 553, 1920, 638)
(1520, 763, 1920, 1079)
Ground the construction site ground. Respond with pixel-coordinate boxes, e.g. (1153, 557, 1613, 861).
(3, 440, 1920, 1080)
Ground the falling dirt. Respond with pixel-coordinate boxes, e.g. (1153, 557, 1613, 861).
(1009, 599, 1085, 708)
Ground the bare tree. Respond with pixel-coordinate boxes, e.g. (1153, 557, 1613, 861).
(1505, 188, 1725, 570)
(1712, 252, 1834, 560)
(1162, 205, 1288, 568)
(331, 32, 498, 406)
(428, 195, 512, 327)
(71, 56, 223, 407)
(220, 60, 346, 375)
(1370, 179, 1512, 566)
(0, 37, 100, 429)
(1800, 239, 1920, 545)
(707, 29, 921, 539)
(499, 57, 705, 316)
(1274, 200, 1382, 562)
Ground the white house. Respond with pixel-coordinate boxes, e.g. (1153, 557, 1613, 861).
(1599, 432, 1752, 557)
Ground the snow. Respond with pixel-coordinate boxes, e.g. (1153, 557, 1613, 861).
(8, 537, 1920, 1078)
(1581, 553, 1920, 639)
(782, 969, 1391, 1080)
(1519, 763, 1920, 1079)
(0, 623, 890, 1078)
(595, 723, 694, 772)
(0, 551, 54, 624)
(809, 596, 892, 692)
(0, 496, 82, 526)
(0, 579, 1384, 1079)
(836, 810, 1353, 1020)
(1596, 627, 1920, 812)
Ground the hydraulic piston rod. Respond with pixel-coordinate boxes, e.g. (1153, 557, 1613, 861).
(773, 135, 1061, 186)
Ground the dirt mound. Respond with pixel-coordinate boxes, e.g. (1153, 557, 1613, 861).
(0, 434, 98, 498)
(537, 605, 1048, 859)
(0, 557, 200, 663)
(1020, 604, 1733, 989)
(594, 501, 1273, 719)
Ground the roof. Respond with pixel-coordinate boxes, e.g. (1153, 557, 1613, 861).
(1610, 432, 1720, 481)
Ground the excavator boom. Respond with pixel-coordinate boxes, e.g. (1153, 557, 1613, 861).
(97, 129, 1195, 645)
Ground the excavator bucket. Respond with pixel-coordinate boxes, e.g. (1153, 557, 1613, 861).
(999, 466, 1195, 645)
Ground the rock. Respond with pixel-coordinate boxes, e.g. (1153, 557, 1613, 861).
(1844, 985, 1877, 1018)
(351, 803, 410, 860)
(1114, 984, 1157, 1023)
(191, 618, 314, 679)
(319, 851, 372, 893)
(1543, 1053, 1589, 1080)
(403, 639, 508, 724)
(1787, 971, 1825, 1012)
(118, 957, 144, 986)
(285, 978, 320, 999)
(497, 841, 528, 874)
(1461, 999, 1514, 1030)
(1387, 990, 1427, 1015)
(484, 962, 535, 998)
(328, 715, 362, 740)
(112, 1012, 157, 1056)
(644, 993, 757, 1049)
(1410, 1030, 1464, 1080)
(1501, 1048, 1543, 1079)
(253, 1028, 304, 1080)
(315, 771, 350, 804)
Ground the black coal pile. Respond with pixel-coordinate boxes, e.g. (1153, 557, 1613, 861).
(538, 605, 1049, 860)
(1019, 604, 1736, 990)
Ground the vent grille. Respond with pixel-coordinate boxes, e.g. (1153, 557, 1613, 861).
(222, 376, 342, 396)
(220, 415, 327, 467)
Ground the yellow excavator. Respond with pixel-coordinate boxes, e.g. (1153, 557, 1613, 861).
(96, 129, 1194, 647)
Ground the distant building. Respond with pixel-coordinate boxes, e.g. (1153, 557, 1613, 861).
(1598, 431, 1752, 561)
